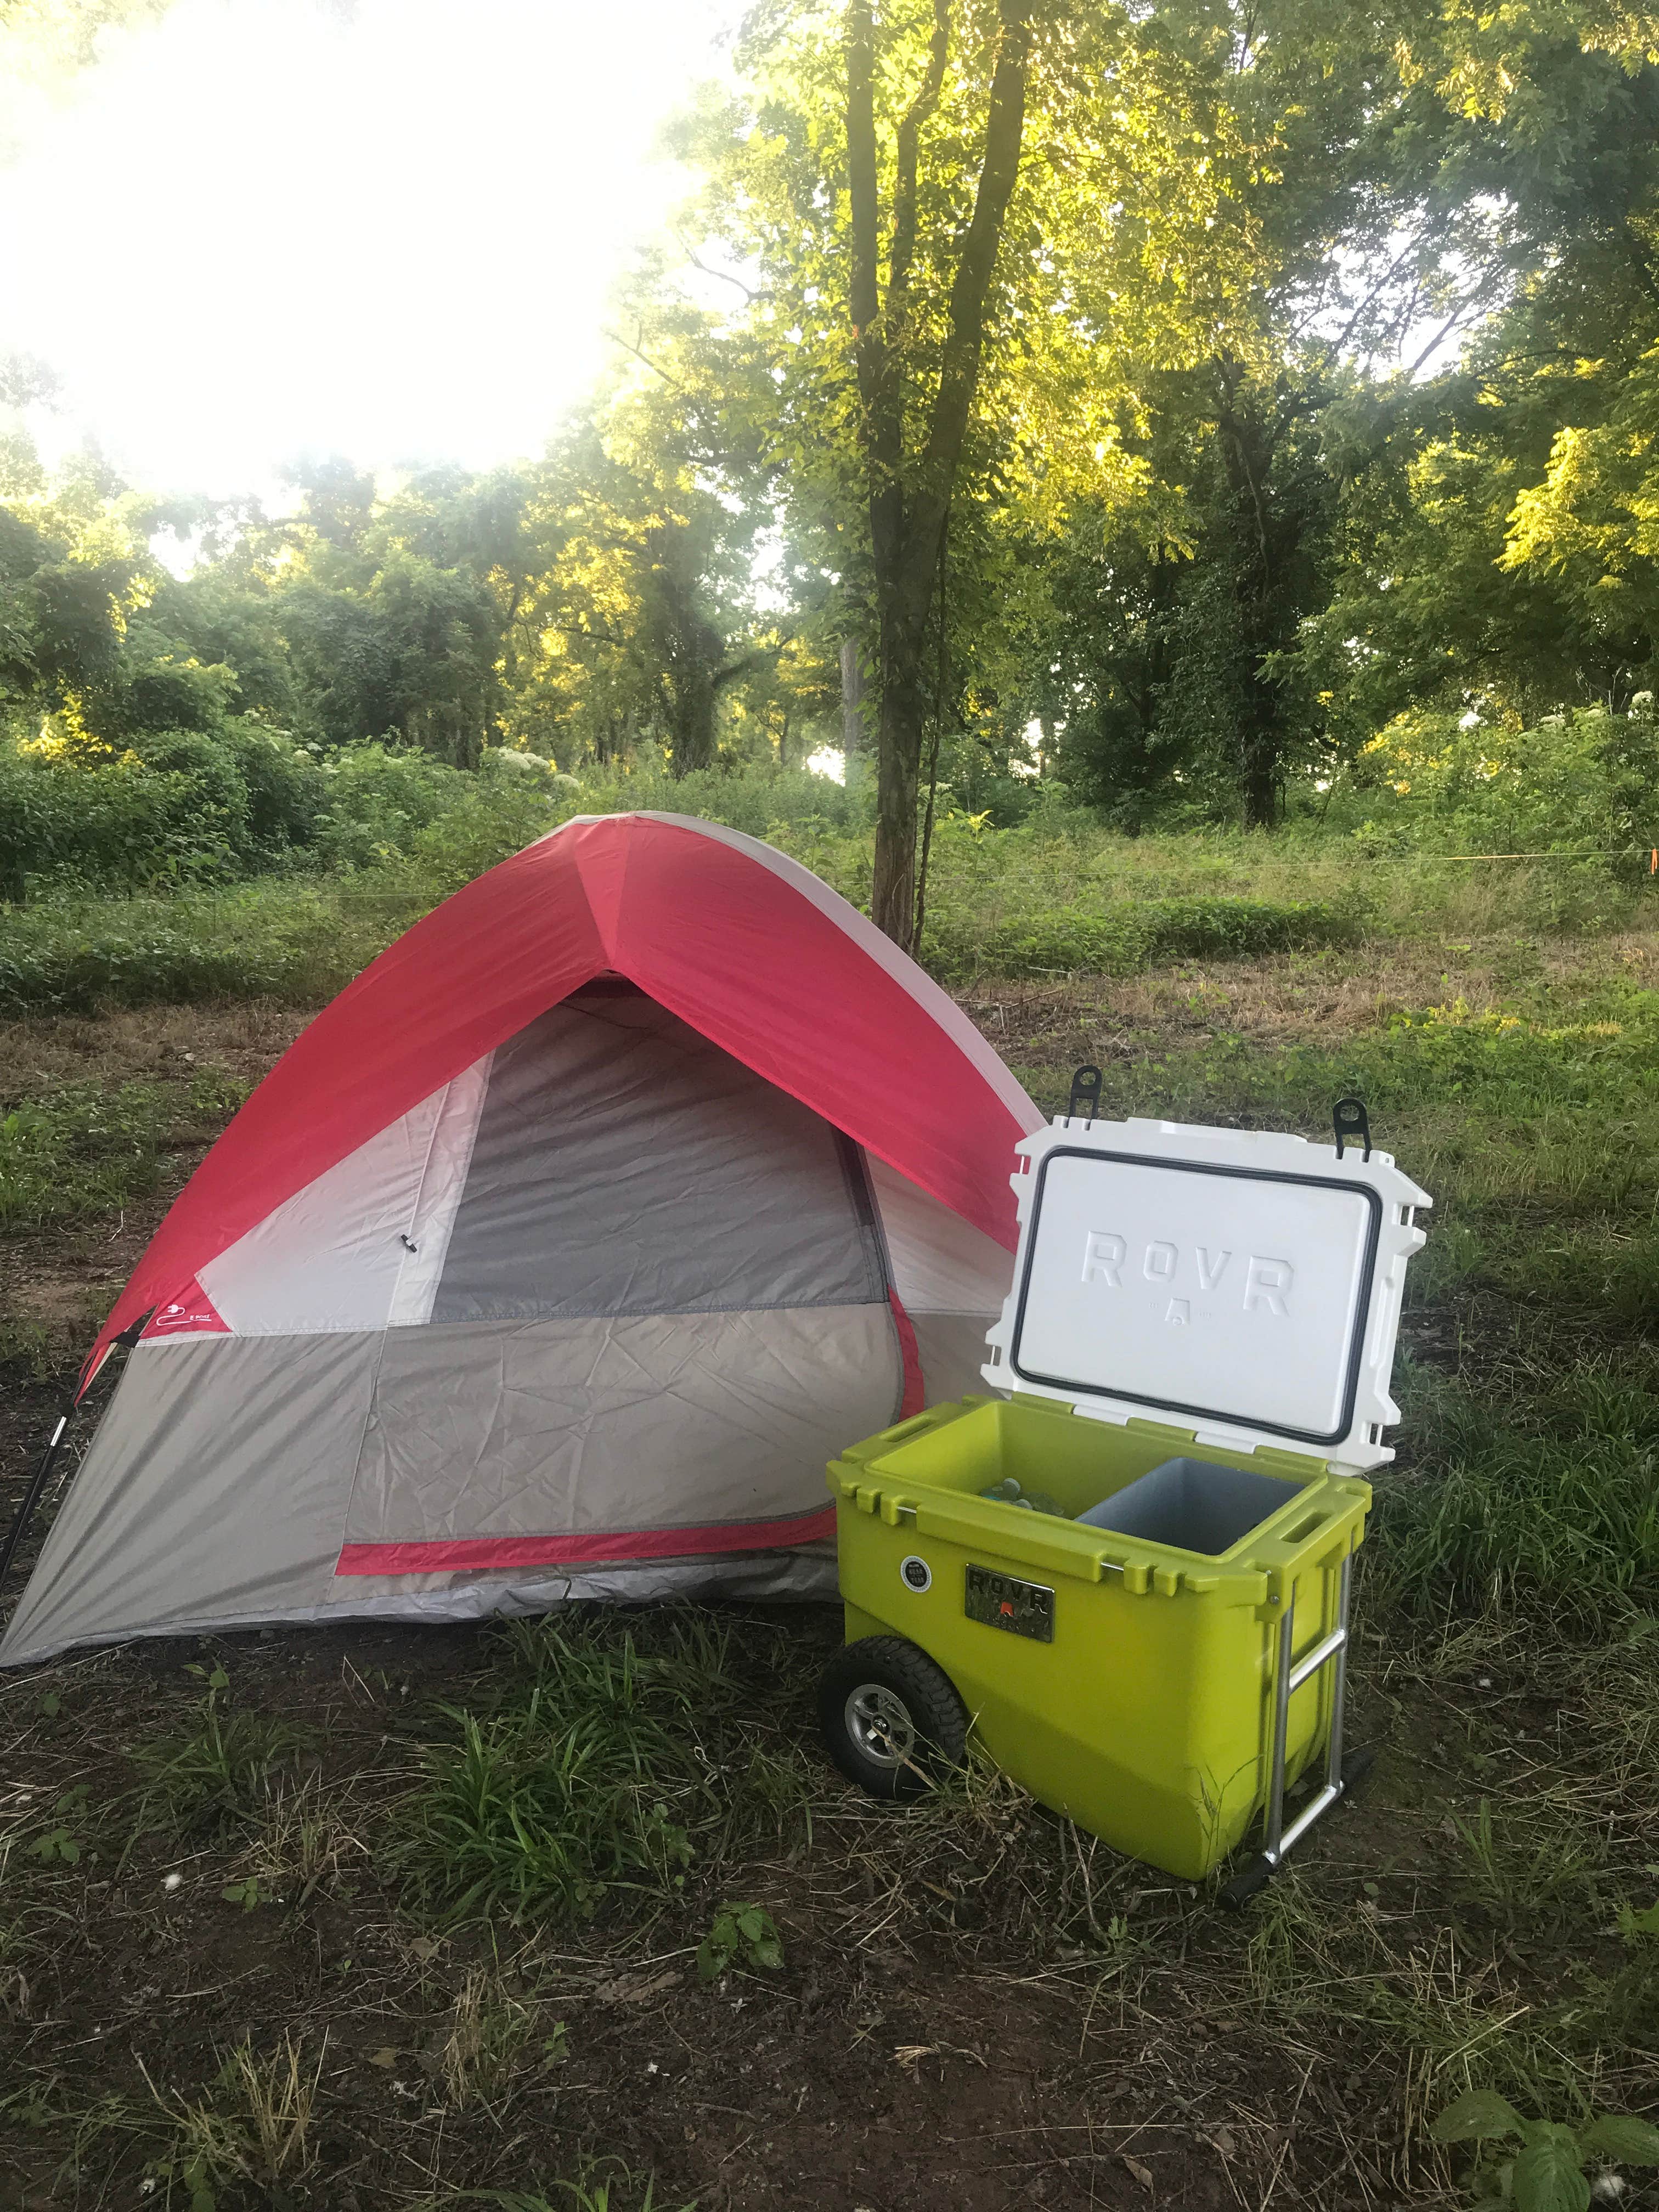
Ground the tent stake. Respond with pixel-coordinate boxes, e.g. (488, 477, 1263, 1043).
(0, 1317, 149, 1593)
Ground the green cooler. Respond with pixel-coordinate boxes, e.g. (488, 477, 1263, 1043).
(820, 1102, 1430, 1900)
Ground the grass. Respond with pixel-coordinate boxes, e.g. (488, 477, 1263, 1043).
(396, 1613, 816, 1926)
(2, 778, 1652, 1013)
(138, 2031, 325, 2206)
(438, 1963, 562, 2111)
(0, 877, 422, 1016)
(0, 1064, 247, 1235)
(131, 1674, 302, 1841)
(1371, 1361, 1659, 1630)
(4, 843, 1659, 2206)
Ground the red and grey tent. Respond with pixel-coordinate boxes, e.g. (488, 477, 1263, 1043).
(1, 812, 1041, 1664)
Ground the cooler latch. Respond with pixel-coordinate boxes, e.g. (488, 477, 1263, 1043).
(1067, 1064, 1103, 1124)
(1333, 1096, 1372, 1160)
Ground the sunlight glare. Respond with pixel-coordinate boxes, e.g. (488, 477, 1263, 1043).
(0, 0, 730, 496)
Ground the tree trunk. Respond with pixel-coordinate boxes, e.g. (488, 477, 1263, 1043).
(848, 0, 1032, 948)
(1239, 707, 1280, 827)
(839, 637, 866, 763)
(871, 622, 929, 936)
(1213, 370, 1292, 830)
(665, 669, 718, 775)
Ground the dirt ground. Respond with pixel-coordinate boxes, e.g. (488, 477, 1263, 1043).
(1, 1611, 1260, 2212)
(2, 949, 1654, 2211)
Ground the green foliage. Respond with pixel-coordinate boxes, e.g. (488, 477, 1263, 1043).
(0, 1079, 178, 1232)
(132, 1672, 300, 1841)
(0, 721, 326, 899)
(218, 1876, 270, 1911)
(1615, 1898, 1659, 1942)
(1369, 1364, 1659, 1637)
(696, 1901, 784, 1983)
(926, 888, 1364, 981)
(0, 881, 412, 1014)
(3, 6, 1659, 873)
(1342, 709, 1659, 879)
(24, 1784, 91, 1867)
(1432, 2087, 1659, 2209)
(304, 741, 470, 867)
(403, 774, 575, 894)
(397, 1611, 813, 1926)
(5, 767, 1655, 1022)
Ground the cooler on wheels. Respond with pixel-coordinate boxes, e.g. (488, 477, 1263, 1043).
(819, 1094, 1430, 1900)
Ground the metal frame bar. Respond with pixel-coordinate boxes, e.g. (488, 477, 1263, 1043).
(1259, 1550, 1353, 1873)
(0, 1316, 149, 1596)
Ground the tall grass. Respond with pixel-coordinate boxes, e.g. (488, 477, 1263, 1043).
(396, 1611, 815, 1926)
(1371, 1362, 1659, 1634)
(6, 806, 1650, 1017)
(0, 1066, 247, 1232)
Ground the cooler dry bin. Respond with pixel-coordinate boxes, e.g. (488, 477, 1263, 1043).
(826, 1112, 1430, 1887)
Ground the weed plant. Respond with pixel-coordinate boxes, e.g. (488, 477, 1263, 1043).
(131, 1673, 301, 1841)
(138, 2032, 324, 2209)
(440, 1965, 551, 2110)
(0, 1065, 245, 1233)
(397, 1612, 817, 1925)
(4, 757, 1653, 1014)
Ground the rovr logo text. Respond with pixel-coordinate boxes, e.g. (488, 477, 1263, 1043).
(1080, 1233, 1294, 1316)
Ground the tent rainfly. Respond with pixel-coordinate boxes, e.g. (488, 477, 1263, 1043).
(2, 812, 1041, 1666)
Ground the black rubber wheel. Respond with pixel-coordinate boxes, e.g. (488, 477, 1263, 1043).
(817, 1637, 968, 1801)
(1340, 1744, 1376, 1792)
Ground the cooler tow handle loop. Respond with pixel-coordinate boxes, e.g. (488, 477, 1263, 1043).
(1333, 1096, 1372, 1160)
(1067, 1064, 1103, 1125)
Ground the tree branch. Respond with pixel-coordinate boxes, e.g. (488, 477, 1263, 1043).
(710, 643, 780, 692)
(674, 232, 763, 304)
(846, 0, 882, 382)
(915, 0, 1034, 561)
(888, 0, 951, 308)
(601, 327, 685, 388)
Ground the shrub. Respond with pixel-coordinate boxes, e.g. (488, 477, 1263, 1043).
(308, 741, 469, 869)
(924, 891, 1365, 980)
(0, 723, 328, 898)
(0, 736, 208, 899)
(573, 761, 873, 838)
(1344, 706, 1659, 879)
(405, 776, 571, 893)
(0, 883, 409, 1014)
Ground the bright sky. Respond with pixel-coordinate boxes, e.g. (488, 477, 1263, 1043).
(0, 0, 731, 500)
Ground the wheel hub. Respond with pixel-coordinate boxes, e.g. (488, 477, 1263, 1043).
(845, 1681, 917, 1770)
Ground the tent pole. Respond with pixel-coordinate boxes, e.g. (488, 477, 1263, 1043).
(0, 1317, 148, 1592)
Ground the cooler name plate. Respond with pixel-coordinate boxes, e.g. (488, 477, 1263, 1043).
(965, 1565, 1054, 1643)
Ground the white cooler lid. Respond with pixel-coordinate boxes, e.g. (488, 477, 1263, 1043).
(982, 1115, 1431, 1469)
